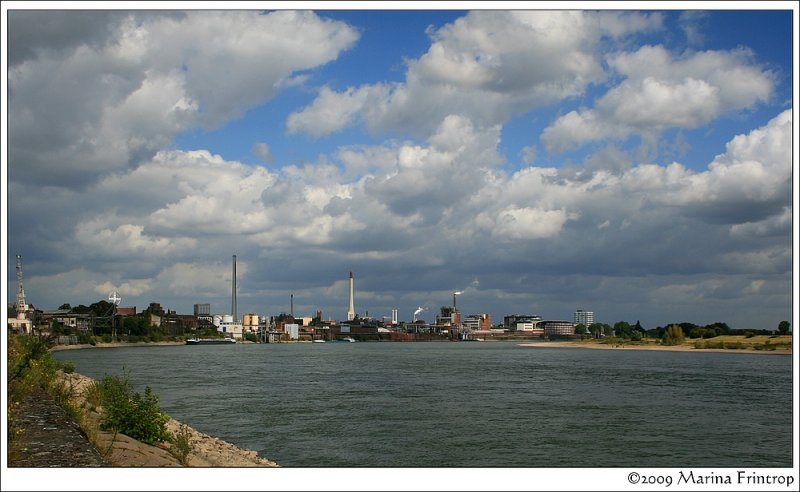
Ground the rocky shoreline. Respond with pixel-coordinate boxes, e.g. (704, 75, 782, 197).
(9, 370, 279, 468)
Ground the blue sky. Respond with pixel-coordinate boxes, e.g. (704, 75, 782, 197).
(4, 3, 798, 331)
(174, 9, 792, 176)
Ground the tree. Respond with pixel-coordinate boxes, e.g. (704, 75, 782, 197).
(575, 323, 588, 335)
(614, 321, 632, 339)
(777, 320, 791, 335)
(703, 322, 730, 337)
(58, 303, 72, 310)
(588, 322, 611, 337)
(662, 324, 685, 346)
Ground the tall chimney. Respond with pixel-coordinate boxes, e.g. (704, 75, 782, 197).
(232, 255, 237, 322)
(347, 271, 356, 321)
(291, 293, 294, 317)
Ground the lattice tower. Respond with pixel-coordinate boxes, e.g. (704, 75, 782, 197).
(16, 255, 27, 311)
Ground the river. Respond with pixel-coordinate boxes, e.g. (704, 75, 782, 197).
(53, 341, 793, 467)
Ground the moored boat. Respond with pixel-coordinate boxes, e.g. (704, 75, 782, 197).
(185, 337, 237, 345)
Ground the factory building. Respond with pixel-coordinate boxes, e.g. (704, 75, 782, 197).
(463, 313, 492, 331)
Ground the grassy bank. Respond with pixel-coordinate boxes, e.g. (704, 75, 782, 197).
(524, 335, 792, 353)
(8, 334, 181, 464)
(8, 333, 276, 467)
(690, 335, 792, 351)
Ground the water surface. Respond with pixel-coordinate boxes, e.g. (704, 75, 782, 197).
(54, 342, 793, 467)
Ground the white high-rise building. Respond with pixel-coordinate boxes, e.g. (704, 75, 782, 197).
(574, 309, 594, 327)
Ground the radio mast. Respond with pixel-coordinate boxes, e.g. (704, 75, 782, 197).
(16, 255, 27, 312)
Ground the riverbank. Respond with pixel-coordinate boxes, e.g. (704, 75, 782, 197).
(49, 341, 186, 352)
(519, 339, 792, 355)
(10, 370, 279, 467)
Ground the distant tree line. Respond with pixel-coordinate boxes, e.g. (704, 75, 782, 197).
(574, 319, 791, 343)
(574, 320, 647, 340)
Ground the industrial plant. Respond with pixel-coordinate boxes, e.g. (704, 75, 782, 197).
(7, 254, 582, 343)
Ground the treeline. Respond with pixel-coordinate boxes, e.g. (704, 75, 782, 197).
(575, 321, 647, 340)
(648, 321, 732, 339)
(649, 320, 791, 338)
(576, 320, 791, 341)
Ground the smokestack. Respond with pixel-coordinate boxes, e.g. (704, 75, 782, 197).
(347, 271, 356, 321)
(232, 255, 237, 322)
(291, 294, 294, 317)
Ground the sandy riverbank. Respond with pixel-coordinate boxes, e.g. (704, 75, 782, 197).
(57, 371, 278, 467)
(519, 340, 792, 355)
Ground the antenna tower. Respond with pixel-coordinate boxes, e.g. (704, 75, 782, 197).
(16, 255, 27, 311)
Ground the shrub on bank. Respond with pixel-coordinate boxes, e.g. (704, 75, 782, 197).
(60, 360, 75, 374)
(77, 332, 93, 345)
(169, 424, 196, 466)
(97, 374, 171, 445)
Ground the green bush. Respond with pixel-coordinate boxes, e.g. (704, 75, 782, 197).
(128, 335, 140, 343)
(60, 360, 76, 374)
(662, 325, 685, 346)
(101, 334, 112, 343)
(97, 374, 171, 445)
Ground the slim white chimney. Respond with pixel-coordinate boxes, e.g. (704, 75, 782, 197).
(347, 271, 356, 321)
(232, 255, 237, 322)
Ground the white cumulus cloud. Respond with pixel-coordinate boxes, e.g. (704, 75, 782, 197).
(542, 45, 774, 153)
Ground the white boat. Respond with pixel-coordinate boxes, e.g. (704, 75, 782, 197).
(341, 336, 356, 343)
(312, 339, 326, 343)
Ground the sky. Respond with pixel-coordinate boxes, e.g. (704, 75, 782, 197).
(2, 2, 798, 331)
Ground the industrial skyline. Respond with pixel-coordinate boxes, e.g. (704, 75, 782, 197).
(4, 4, 796, 331)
